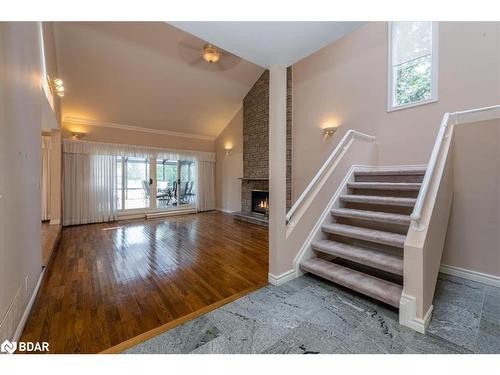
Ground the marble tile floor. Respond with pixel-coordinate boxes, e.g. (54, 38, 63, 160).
(125, 273, 500, 354)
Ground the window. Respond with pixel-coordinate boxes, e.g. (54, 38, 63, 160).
(388, 22, 438, 111)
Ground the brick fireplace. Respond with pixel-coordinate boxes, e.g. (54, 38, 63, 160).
(233, 68, 292, 226)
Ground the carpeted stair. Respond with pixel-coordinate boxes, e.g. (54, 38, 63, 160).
(300, 166, 426, 308)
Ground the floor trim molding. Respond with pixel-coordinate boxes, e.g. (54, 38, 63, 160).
(440, 264, 500, 288)
(268, 269, 296, 286)
(399, 292, 433, 334)
(215, 207, 235, 214)
(12, 269, 45, 342)
(100, 283, 266, 354)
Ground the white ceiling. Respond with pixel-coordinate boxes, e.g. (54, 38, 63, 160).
(170, 22, 366, 68)
(54, 22, 264, 139)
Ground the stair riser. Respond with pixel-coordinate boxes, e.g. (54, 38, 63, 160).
(300, 260, 402, 308)
(333, 258, 403, 284)
(341, 202, 413, 215)
(323, 226, 405, 248)
(355, 175, 424, 183)
(332, 217, 409, 235)
(326, 236, 404, 256)
(331, 210, 411, 226)
(312, 244, 404, 276)
(348, 189, 419, 198)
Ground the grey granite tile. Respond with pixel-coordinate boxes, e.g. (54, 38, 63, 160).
(475, 330, 500, 354)
(125, 273, 499, 354)
(205, 307, 292, 353)
(125, 315, 220, 354)
(341, 330, 391, 354)
(190, 336, 233, 354)
(345, 308, 415, 354)
(304, 303, 367, 341)
(482, 286, 500, 324)
(261, 322, 344, 354)
(405, 332, 472, 354)
(428, 300, 481, 351)
(280, 275, 319, 292)
(250, 284, 329, 330)
(434, 274, 486, 311)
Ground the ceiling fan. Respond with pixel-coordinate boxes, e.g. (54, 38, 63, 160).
(178, 39, 242, 71)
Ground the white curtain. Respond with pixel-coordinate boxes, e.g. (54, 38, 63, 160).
(63, 152, 117, 226)
(41, 136, 51, 221)
(197, 160, 215, 212)
(62, 139, 216, 222)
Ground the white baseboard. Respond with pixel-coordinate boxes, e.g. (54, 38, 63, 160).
(145, 209, 196, 219)
(49, 218, 60, 225)
(440, 264, 500, 288)
(12, 269, 45, 342)
(216, 207, 235, 214)
(399, 292, 433, 334)
(268, 269, 296, 286)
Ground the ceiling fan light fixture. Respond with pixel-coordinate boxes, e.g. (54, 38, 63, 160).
(202, 44, 221, 63)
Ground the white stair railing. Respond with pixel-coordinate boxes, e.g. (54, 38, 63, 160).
(286, 129, 376, 225)
(411, 104, 500, 230)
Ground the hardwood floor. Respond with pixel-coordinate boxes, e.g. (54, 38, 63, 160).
(21, 212, 269, 353)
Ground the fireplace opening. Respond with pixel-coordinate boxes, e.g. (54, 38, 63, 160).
(251, 190, 269, 215)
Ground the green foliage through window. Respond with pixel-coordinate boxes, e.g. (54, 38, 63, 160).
(395, 55, 432, 106)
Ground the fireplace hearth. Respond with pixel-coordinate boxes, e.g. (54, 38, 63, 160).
(251, 190, 269, 216)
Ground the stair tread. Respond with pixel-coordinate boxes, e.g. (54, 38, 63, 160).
(322, 223, 406, 248)
(300, 257, 402, 307)
(331, 208, 411, 225)
(354, 167, 427, 176)
(348, 182, 421, 191)
(311, 240, 403, 275)
(340, 194, 416, 207)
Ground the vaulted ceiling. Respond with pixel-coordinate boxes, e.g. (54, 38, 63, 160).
(54, 22, 364, 139)
(54, 22, 265, 139)
(170, 22, 366, 67)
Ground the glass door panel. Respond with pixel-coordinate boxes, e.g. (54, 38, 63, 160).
(156, 159, 177, 209)
(178, 161, 196, 207)
(123, 157, 150, 210)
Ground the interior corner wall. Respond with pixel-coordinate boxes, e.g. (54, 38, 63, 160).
(215, 108, 243, 212)
(0, 22, 43, 340)
(292, 21, 500, 202)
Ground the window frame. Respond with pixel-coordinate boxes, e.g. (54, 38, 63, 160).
(387, 21, 439, 112)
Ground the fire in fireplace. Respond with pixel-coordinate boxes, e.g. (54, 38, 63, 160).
(251, 190, 269, 215)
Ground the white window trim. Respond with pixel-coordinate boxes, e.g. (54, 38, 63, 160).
(387, 22, 439, 112)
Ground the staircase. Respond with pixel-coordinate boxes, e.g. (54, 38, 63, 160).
(300, 166, 426, 308)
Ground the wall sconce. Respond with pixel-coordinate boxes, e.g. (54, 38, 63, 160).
(50, 77, 65, 97)
(323, 126, 338, 137)
(71, 131, 86, 140)
(225, 148, 232, 156)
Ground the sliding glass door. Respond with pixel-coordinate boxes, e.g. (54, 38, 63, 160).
(117, 156, 196, 214)
(155, 159, 196, 210)
(117, 156, 150, 211)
